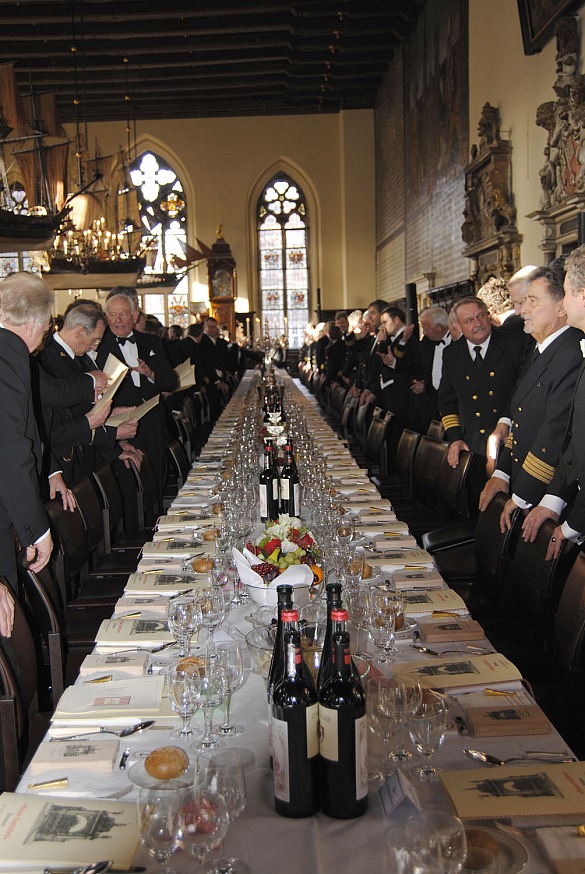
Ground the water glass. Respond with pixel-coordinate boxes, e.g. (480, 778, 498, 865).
(408, 699, 447, 780)
(215, 641, 245, 736)
(167, 595, 203, 658)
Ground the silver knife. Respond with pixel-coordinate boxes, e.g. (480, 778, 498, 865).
(119, 746, 131, 769)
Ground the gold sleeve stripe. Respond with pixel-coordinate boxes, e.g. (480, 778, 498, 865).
(522, 451, 555, 484)
(394, 346, 405, 358)
(505, 432, 513, 449)
(442, 414, 461, 430)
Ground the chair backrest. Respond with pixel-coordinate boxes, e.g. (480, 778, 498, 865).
(426, 420, 444, 440)
(472, 492, 521, 604)
(554, 552, 585, 673)
(45, 497, 89, 601)
(354, 398, 376, 448)
(71, 476, 106, 555)
(411, 436, 449, 507)
(437, 448, 473, 518)
(168, 439, 191, 486)
(340, 393, 358, 437)
(91, 462, 125, 550)
(393, 429, 421, 493)
(0, 589, 40, 790)
(17, 564, 65, 708)
(130, 454, 161, 528)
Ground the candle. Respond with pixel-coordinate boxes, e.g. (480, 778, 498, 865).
(246, 317, 250, 337)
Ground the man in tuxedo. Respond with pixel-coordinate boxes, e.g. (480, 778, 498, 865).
(439, 296, 524, 503)
(96, 291, 177, 499)
(198, 316, 231, 421)
(0, 272, 55, 592)
(410, 305, 451, 433)
(374, 306, 422, 441)
(477, 267, 583, 528)
(523, 246, 585, 558)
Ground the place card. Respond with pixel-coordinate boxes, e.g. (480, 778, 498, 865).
(378, 770, 422, 820)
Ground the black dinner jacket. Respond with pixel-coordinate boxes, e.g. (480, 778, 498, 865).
(439, 328, 524, 456)
(95, 329, 177, 404)
(497, 327, 583, 506)
(0, 327, 48, 548)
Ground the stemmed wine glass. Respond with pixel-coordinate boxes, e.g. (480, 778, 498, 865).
(167, 659, 202, 739)
(215, 641, 245, 736)
(422, 812, 467, 874)
(207, 556, 227, 590)
(225, 556, 244, 606)
(197, 587, 226, 659)
(345, 583, 371, 659)
(177, 787, 230, 873)
(368, 587, 403, 664)
(367, 677, 408, 784)
(191, 661, 227, 752)
(137, 785, 183, 874)
(408, 699, 447, 780)
(387, 678, 422, 764)
(167, 596, 203, 658)
(194, 749, 249, 874)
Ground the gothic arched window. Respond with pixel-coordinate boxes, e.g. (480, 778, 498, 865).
(257, 174, 309, 349)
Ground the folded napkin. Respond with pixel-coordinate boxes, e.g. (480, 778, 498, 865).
(232, 547, 313, 588)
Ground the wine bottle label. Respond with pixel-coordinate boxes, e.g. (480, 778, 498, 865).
(318, 704, 338, 762)
(280, 479, 290, 500)
(272, 480, 280, 501)
(306, 702, 319, 759)
(355, 714, 368, 800)
(272, 716, 289, 802)
(259, 483, 268, 518)
(293, 482, 300, 513)
(267, 702, 274, 758)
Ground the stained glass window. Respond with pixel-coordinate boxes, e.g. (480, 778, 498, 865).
(257, 174, 309, 349)
(130, 152, 187, 276)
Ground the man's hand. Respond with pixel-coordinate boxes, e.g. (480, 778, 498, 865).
(546, 525, 569, 561)
(376, 326, 387, 344)
(360, 390, 376, 406)
(116, 418, 138, 439)
(49, 472, 76, 512)
(499, 497, 521, 532)
(349, 385, 361, 398)
(410, 379, 424, 395)
(0, 584, 14, 638)
(119, 441, 144, 469)
(135, 359, 155, 381)
(92, 370, 109, 392)
(27, 531, 53, 573)
(447, 439, 469, 468)
(522, 505, 560, 542)
(478, 476, 509, 512)
(86, 399, 112, 429)
(377, 348, 395, 367)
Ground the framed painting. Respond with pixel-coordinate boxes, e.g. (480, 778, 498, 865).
(517, 0, 584, 54)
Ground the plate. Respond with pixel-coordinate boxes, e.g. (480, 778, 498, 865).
(128, 758, 194, 789)
(465, 826, 528, 874)
(395, 617, 417, 637)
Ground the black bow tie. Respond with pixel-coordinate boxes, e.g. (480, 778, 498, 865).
(116, 334, 136, 346)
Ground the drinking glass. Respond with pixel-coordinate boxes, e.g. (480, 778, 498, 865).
(428, 812, 467, 874)
(167, 659, 202, 739)
(167, 596, 203, 658)
(385, 820, 440, 874)
(368, 587, 403, 664)
(387, 679, 422, 763)
(197, 587, 226, 659)
(225, 556, 244, 606)
(461, 847, 499, 873)
(408, 699, 447, 780)
(215, 641, 245, 736)
(207, 556, 227, 590)
(138, 785, 182, 874)
(343, 546, 365, 587)
(194, 749, 249, 874)
(177, 787, 230, 873)
(191, 662, 227, 752)
(345, 583, 370, 659)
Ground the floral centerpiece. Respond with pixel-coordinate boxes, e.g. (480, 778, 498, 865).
(245, 514, 321, 583)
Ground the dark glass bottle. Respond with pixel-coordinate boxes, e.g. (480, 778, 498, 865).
(272, 623, 319, 817)
(279, 443, 299, 516)
(259, 443, 279, 522)
(316, 582, 343, 692)
(267, 586, 293, 766)
(318, 630, 368, 819)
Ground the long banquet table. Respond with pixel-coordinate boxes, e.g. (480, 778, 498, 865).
(15, 372, 585, 873)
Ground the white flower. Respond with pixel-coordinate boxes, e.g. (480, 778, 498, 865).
(280, 538, 299, 554)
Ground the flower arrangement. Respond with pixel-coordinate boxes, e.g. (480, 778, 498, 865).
(246, 514, 321, 581)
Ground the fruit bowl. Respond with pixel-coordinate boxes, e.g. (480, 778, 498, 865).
(244, 578, 312, 608)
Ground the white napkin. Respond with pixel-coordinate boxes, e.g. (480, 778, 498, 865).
(232, 547, 313, 588)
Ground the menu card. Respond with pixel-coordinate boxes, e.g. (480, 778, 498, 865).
(394, 652, 523, 694)
(141, 539, 214, 557)
(392, 569, 444, 591)
(29, 739, 120, 775)
(52, 675, 168, 725)
(461, 688, 552, 737)
(417, 616, 485, 641)
(0, 793, 138, 869)
(124, 572, 201, 595)
(157, 513, 215, 528)
(441, 762, 585, 821)
(78, 651, 149, 677)
(366, 548, 434, 570)
(95, 617, 173, 647)
(402, 588, 467, 615)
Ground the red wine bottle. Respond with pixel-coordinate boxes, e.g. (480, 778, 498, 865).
(318, 630, 368, 819)
(267, 585, 294, 766)
(279, 443, 299, 516)
(316, 582, 343, 692)
(272, 623, 319, 817)
(259, 443, 279, 522)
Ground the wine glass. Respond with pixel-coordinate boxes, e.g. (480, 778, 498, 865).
(345, 583, 370, 659)
(408, 699, 447, 780)
(207, 556, 227, 590)
(137, 785, 182, 874)
(194, 749, 249, 874)
(385, 820, 440, 874)
(177, 787, 230, 873)
(225, 556, 244, 606)
(167, 596, 203, 658)
(387, 679, 422, 763)
(167, 659, 202, 739)
(425, 812, 467, 874)
(197, 587, 226, 659)
(342, 546, 365, 588)
(215, 641, 245, 736)
(367, 587, 401, 664)
(191, 661, 226, 752)
(371, 677, 408, 779)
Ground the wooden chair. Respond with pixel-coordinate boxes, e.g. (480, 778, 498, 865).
(364, 411, 393, 476)
(426, 419, 444, 440)
(91, 462, 149, 552)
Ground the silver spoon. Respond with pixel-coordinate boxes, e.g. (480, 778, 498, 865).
(44, 862, 112, 874)
(50, 719, 155, 742)
(463, 748, 575, 766)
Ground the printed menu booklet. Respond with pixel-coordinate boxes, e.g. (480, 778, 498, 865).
(141, 539, 214, 557)
(366, 548, 434, 570)
(94, 617, 174, 647)
(78, 651, 149, 676)
(173, 360, 196, 391)
(157, 513, 215, 528)
(392, 569, 445, 591)
(106, 393, 160, 427)
(402, 588, 467, 615)
(417, 616, 485, 641)
(440, 762, 585, 821)
(124, 571, 201, 595)
(51, 675, 170, 726)
(394, 652, 523, 693)
(0, 793, 138, 869)
(459, 688, 551, 737)
(114, 595, 170, 616)
(29, 739, 120, 775)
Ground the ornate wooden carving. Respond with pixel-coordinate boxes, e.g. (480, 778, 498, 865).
(208, 225, 236, 336)
(461, 102, 522, 285)
(529, 15, 585, 258)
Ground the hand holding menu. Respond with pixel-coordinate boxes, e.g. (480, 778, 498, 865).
(106, 392, 160, 427)
(91, 352, 129, 418)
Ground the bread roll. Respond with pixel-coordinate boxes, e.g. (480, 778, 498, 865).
(176, 655, 205, 673)
(192, 556, 214, 573)
(362, 563, 373, 579)
(465, 828, 499, 856)
(203, 528, 219, 541)
(145, 746, 189, 780)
